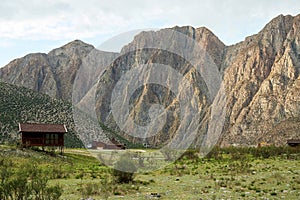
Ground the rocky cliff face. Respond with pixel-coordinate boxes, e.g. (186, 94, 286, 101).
(0, 40, 119, 102)
(95, 26, 226, 146)
(95, 14, 300, 147)
(222, 14, 300, 146)
(1, 14, 300, 147)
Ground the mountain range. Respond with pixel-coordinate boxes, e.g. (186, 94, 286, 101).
(0, 14, 299, 147)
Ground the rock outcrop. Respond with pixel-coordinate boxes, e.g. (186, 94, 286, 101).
(0, 40, 119, 102)
(222, 14, 300, 146)
(95, 26, 226, 146)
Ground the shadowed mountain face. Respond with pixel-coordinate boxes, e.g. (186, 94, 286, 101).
(1, 14, 300, 147)
(95, 26, 226, 147)
(0, 40, 119, 102)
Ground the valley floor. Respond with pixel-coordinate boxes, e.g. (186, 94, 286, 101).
(1, 145, 299, 199)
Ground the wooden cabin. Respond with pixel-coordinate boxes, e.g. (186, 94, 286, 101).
(19, 123, 67, 154)
(287, 139, 300, 147)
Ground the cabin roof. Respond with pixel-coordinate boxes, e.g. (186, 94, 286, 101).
(19, 123, 67, 133)
(287, 139, 300, 143)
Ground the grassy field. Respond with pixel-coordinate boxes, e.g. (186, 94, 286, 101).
(0, 145, 299, 199)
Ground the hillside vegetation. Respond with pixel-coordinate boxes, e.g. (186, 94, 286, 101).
(0, 81, 82, 147)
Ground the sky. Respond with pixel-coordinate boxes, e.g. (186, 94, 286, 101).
(0, 0, 300, 67)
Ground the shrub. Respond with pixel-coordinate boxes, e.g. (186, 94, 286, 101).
(205, 146, 222, 160)
(113, 155, 137, 183)
(160, 148, 179, 161)
(44, 185, 63, 200)
(80, 182, 100, 198)
(0, 158, 62, 200)
(178, 149, 199, 161)
(100, 174, 113, 199)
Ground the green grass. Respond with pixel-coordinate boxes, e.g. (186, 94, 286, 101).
(1, 145, 299, 199)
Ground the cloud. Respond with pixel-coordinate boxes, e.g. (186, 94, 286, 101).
(0, 0, 299, 44)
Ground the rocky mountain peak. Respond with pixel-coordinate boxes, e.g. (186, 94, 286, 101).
(56, 39, 93, 49)
(1, 14, 300, 147)
(263, 14, 294, 32)
(48, 39, 94, 58)
(119, 25, 225, 73)
(0, 40, 102, 100)
(122, 25, 224, 50)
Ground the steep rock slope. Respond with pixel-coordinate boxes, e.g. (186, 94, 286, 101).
(0, 40, 119, 102)
(222, 14, 300, 145)
(95, 14, 300, 147)
(1, 14, 300, 147)
(95, 26, 226, 146)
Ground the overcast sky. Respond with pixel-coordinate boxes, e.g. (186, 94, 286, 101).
(0, 0, 300, 67)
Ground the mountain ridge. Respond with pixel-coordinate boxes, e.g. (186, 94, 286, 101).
(1, 14, 300, 147)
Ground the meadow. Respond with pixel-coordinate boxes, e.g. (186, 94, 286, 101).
(0, 145, 299, 199)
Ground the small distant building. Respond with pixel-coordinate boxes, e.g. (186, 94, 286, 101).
(287, 139, 300, 147)
(19, 123, 67, 154)
(91, 141, 107, 149)
(91, 138, 125, 150)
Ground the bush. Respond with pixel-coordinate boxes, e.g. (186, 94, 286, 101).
(160, 148, 179, 161)
(44, 185, 63, 200)
(113, 155, 137, 183)
(0, 157, 63, 200)
(80, 182, 100, 198)
(205, 146, 222, 160)
(178, 149, 199, 161)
